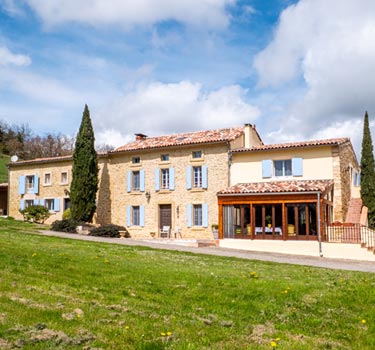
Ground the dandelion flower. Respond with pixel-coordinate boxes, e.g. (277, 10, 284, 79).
(361, 319, 366, 324)
(270, 340, 277, 347)
(125, 326, 129, 330)
(32, 253, 37, 257)
(167, 332, 172, 336)
(161, 332, 166, 336)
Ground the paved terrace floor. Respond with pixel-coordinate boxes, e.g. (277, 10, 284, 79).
(34, 230, 375, 273)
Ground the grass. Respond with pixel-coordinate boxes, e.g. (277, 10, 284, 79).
(0, 154, 9, 183)
(0, 218, 375, 349)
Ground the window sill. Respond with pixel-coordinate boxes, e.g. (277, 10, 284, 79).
(159, 161, 171, 166)
(130, 192, 143, 196)
(190, 158, 204, 164)
(189, 188, 206, 193)
(130, 163, 142, 168)
(43, 184, 52, 187)
(190, 227, 206, 231)
(158, 189, 172, 194)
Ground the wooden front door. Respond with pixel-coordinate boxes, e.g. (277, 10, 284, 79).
(159, 204, 172, 229)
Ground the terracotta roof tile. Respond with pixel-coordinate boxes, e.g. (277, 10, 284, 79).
(233, 138, 350, 153)
(218, 179, 334, 195)
(112, 127, 245, 153)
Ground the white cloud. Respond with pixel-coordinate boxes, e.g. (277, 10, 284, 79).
(95, 80, 260, 147)
(0, 46, 31, 66)
(23, 0, 235, 29)
(253, 0, 375, 152)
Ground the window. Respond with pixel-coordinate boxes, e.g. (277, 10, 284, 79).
(43, 173, 51, 186)
(61, 171, 68, 184)
(132, 206, 140, 226)
(25, 200, 34, 208)
(127, 170, 145, 192)
(161, 154, 169, 161)
(161, 169, 170, 189)
(193, 166, 202, 188)
(274, 160, 292, 177)
(26, 175, 35, 192)
(192, 150, 202, 159)
(193, 204, 203, 226)
(132, 156, 140, 164)
(132, 171, 140, 191)
(45, 199, 55, 211)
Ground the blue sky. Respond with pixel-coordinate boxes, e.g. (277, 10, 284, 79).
(0, 0, 374, 156)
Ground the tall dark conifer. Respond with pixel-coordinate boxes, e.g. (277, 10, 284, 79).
(70, 105, 98, 222)
(360, 111, 375, 228)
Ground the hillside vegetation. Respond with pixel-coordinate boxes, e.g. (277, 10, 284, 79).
(0, 153, 9, 183)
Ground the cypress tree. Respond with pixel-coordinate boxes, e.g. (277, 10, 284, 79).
(360, 111, 375, 228)
(70, 104, 98, 222)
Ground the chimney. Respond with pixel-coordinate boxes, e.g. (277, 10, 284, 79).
(135, 133, 148, 141)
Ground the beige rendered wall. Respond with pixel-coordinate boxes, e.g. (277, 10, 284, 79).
(108, 144, 230, 239)
(231, 146, 334, 185)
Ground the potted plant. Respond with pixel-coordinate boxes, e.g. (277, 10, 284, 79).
(265, 215, 272, 228)
(211, 224, 219, 239)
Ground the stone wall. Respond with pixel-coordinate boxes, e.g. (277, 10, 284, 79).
(108, 143, 230, 239)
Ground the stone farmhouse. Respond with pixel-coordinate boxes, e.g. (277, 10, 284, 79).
(7, 124, 362, 242)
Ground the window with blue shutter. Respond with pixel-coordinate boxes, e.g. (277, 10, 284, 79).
(262, 160, 272, 178)
(20, 200, 25, 210)
(126, 206, 131, 226)
(39, 198, 45, 206)
(18, 176, 26, 195)
(54, 198, 60, 212)
(292, 158, 303, 176)
(140, 205, 145, 227)
(170, 167, 175, 190)
(202, 203, 208, 227)
(186, 204, 192, 227)
(33, 175, 39, 194)
(186, 166, 192, 190)
(202, 165, 208, 189)
(154, 168, 160, 191)
(33, 199, 39, 205)
(140, 170, 145, 192)
(127, 171, 132, 192)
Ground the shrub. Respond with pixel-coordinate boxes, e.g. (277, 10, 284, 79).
(51, 219, 79, 233)
(62, 208, 71, 220)
(89, 224, 130, 238)
(19, 205, 50, 224)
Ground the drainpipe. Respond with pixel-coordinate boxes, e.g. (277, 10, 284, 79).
(317, 192, 323, 257)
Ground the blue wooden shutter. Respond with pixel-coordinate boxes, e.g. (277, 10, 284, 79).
(170, 167, 175, 190)
(202, 203, 208, 227)
(357, 173, 361, 186)
(154, 168, 160, 191)
(186, 204, 192, 227)
(127, 171, 132, 192)
(20, 200, 25, 210)
(126, 206, 131, 226)
(33, 175, 39, 194)
(202, 165, 208, 189)
(33, 199, 39, 205)
(140, 205, 145, 227)
(54, 198, 60, 211)
(140, 170, 145, 192)
(39, 198, 45, 206)
(353, 171, 357, 186)
(262, 160, 272, 178)
(292, 158, 303, 176)
(186, 166, 192, 190)
(18, 176, 26, 194)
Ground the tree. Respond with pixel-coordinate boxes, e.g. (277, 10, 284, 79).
(360, 111, 375, 228)
(70, 105, 99, 222)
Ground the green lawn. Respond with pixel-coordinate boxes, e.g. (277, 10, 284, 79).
(0, 218, 374, 349)
(0, 154, 9, 183)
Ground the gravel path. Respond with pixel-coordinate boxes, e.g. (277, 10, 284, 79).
(37, 230, 375, 273)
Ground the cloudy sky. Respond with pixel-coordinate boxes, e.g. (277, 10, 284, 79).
(0, 0, 374, 156)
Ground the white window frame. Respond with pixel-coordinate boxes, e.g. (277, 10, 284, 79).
(45, 199, 55, 211)
(43, 172, 52, 186)
(193, 204, 203, 226)
(161, 168, 170, 189)
(274, 159, 292, 177)
(193, 166, 202, 188)
(132, 206, 140, 226)
(60, 171, 68, 185)
(26, 175, 34, 193)
(132, 171, 140, 191)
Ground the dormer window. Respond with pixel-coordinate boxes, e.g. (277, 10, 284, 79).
(132, 156, 140, 164)
(161, 154, 169, 161)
